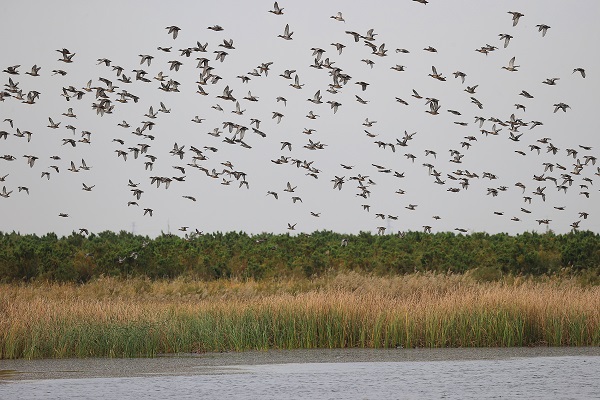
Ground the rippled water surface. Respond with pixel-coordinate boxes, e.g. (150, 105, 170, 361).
(1, 348, 599, 399)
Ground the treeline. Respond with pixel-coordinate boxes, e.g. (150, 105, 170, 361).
(0, 230, 599, 283)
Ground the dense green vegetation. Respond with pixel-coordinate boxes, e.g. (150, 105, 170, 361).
(0, 230, 599, 283)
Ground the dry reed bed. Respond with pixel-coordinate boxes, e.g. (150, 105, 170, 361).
(1, 273, 599, 359)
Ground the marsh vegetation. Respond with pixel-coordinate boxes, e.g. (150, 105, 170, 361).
(1, 272, 598, 359)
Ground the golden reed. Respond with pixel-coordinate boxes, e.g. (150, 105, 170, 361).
(1, 272, 599, 359)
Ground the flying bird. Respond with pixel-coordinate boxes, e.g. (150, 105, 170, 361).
(536, 24, 550, 37)
(165, 26, 181, 39)
(502, 57, 519, 71)
(573, 68, 586, 78)
(331, 12, 345, 22)
(269, 2, 284, 15)
(278, 24, 293, 40)
(508, 11, 524, 26)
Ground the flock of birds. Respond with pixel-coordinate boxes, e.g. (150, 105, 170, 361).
(1, 2, 598, 241)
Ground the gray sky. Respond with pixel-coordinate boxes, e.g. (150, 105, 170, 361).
(1, 1, 599, 237)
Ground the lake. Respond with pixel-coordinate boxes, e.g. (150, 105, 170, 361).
(1, 347, 599, 399)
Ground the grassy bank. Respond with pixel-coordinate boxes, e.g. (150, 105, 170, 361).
(1, 272, 599, 359)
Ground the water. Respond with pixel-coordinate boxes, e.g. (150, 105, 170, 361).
(1, 348, 599, 399)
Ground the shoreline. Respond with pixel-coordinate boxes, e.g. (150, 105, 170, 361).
(2, 347, 600, 381)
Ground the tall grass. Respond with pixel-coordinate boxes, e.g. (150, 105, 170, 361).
(1, 272, 599, 359)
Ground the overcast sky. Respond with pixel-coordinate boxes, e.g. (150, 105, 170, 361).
(0, 1, 599, 237)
